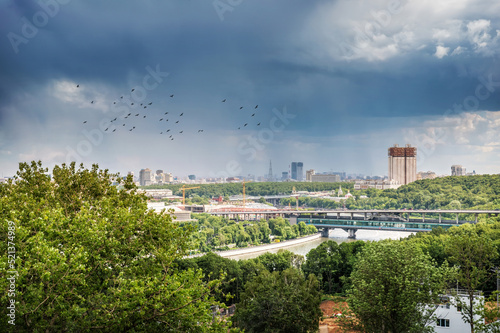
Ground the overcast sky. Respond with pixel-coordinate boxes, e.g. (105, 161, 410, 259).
(1, 0, 499, 179)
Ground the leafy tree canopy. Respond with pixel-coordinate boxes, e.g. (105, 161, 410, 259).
(0, 161, 236, 332)
(233, 268, 322, 333)
(346, 240, 454, 333)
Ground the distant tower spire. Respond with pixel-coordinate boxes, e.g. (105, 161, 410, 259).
(268, 160, 273, 181)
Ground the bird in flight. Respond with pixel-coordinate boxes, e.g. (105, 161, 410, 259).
(222, 99, 226, 102)
(175, 120, 179, 123)
(135, 114, 139, 116)
(122, 124, 125, 126)
(76, 84, 79, 88)
(120, 96, 123, 99)
(257, 122, 261, 126)
(166, 129, 170, 132)
(198, 130, 204, 132)
(244, 123, 248, 127)
(91, 101, 94, 104)
(251, 113, 255, 117)
(164, 112, 168, 115)
(131, 103, 134, 105)
(180, 113, 183, 116)
(159, 118, 163, 121)
(105, 128, 108, 131)
(170, 94, 174, 98)
(148, 102, 152, 105)
(179, 131, 183, 134)
(240, 107, 243, 109)
(113, 102, 116, 104)
(144, 106, 147, 109)
(113, 129, 116, 132)
(131, 88, 135, 92)
(143, 116, 147, 118)
(238, 127, 241, 130)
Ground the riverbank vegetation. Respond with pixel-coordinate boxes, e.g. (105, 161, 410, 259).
(180, 214, 317, 254)
(144, 181, 352, 197)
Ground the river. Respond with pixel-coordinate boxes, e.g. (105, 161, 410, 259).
(224, 229, 415, 260)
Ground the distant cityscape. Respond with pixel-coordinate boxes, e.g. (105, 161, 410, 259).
(0, 144, 480, 187)
(115, 143, 479, 190)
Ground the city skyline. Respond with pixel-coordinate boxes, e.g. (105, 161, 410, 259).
(1, 1, 500, 178)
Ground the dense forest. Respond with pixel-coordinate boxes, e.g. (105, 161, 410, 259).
(143, 181, 353, 197)
(282, 175, 500, 211)
(145, 175, 500, 212)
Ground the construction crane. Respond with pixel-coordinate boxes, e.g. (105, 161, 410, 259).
(242, 180, 253, 207)
(181, 185, 200, 206)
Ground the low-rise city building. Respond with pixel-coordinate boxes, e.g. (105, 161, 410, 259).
(311, 174, 341, 183)
(353, 179, 400, 190)
(426, 291, 483, 332)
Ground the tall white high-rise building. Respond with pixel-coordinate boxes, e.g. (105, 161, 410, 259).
(451, 165, 466, 176)
(139, 168, 152, 186)
(388, 144, 417, 185)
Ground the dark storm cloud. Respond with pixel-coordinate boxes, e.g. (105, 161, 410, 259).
(0, 0, 499, 177)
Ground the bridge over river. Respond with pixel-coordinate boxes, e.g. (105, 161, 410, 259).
(208, 209, 499, 238)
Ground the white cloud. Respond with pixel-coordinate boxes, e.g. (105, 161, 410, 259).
(296, 0, 500, 63)
(50, 80, 109, 113)
(467, 19, 491, 49)
(451, 46, 466, 56)
(435, 45, 450, 58)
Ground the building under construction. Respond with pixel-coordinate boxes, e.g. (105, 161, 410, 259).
(388, 144, 417, 185)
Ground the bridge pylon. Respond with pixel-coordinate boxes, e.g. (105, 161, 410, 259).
(343, 228, 357, 239)
(321, 228, 331, 238)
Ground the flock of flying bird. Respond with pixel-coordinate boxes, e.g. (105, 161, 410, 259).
(80, 84, 264, 141)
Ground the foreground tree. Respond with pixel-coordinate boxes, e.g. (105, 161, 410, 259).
(445, 224, 498, 333)
(0, 161, 236, 332)
(233, 268, 322, 333)
(302, 240, 341, 294)
(346, 240, 453, 333)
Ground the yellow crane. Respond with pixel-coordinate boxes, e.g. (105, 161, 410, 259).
(181, 185, 200, 206)
(242, 180, 253, 206)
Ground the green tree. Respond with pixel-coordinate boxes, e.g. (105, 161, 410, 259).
(302, 240, 341, 294)
(193, 252, 242, 305)
(256, 250, 304, 273)
(445, 224, 498, 333)
(347, 240, 452, 333)
(233, 268, 322, 333)
(0, 161, 236, 332)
